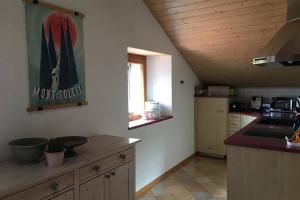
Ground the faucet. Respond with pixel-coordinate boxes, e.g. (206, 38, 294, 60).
(293, 108, 300, 131)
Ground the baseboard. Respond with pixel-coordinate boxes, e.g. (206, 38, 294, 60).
(196, 151, 226, 159)
(135, 153, 195, 198)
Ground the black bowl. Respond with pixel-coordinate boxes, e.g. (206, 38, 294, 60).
(57, 136, 88, 157)
(9, 138, 48, 164)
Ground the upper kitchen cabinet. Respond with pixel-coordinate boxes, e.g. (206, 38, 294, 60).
(195, 97, 228, 156)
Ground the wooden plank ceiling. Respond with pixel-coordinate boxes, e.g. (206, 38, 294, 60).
(144, 0, 300, 86)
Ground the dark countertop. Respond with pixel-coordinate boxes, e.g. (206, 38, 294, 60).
(229, 111, 261, 117)
(225, 113, 300, 153)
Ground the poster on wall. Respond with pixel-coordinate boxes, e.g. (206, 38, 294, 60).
(24, 0, 87, 112)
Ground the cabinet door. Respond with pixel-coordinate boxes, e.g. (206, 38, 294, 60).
(213, 98, 228, 154)
(196, 98, 228, 155)
(109, 162, 134, 200)
(197, 98, 217, 146)
(49, 190, 74, 200)
(80, 175, 105, 200)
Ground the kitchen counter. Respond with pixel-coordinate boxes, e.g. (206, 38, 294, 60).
(226, 113, 300, 200)
(225, 113, 300, 153)
(228, 111, 260, 117)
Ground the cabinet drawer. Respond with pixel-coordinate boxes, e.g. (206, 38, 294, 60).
(198, 144, 216, 154)
(228, 124, 240, 130)
(229, 114, 240, 119)
(229, 117, 240, 124)
(228, 130, 238, 136)
(79, 148, 133, 181)
(3, 172, 73, 200)
(48, 190, 74, 200)
(198, 144, 225, 155)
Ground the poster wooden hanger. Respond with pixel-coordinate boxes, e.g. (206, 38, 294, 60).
(22, 0, 85, 18)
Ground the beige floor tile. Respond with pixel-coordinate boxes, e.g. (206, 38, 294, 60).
(141, 190, 155, 198)
(201, 182, 227, 198)
(138, 156, 227, 200)
(156, 195, 176, 200)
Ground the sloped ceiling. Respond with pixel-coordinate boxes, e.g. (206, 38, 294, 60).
(144, 0, 300, 87)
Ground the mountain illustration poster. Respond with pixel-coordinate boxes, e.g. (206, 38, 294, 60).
(25, 1, 86, 111)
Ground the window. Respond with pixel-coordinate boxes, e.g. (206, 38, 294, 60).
(127, 48, 173, 130)
(128, 53, 146, 121)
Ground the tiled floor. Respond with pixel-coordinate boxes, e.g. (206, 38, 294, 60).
(138, 156, 227, 200)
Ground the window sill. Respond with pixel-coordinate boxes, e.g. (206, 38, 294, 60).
(128, 115, 173, 130)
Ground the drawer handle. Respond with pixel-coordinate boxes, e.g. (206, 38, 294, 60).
(93, 166, 101, 172)
(119, 154, 126, 160)
(111, 172, 116, 176)
(51, 183, 59, 192)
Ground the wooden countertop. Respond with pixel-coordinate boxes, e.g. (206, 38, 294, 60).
(225, 115, 300, 154)
(0, 135, 141, 198)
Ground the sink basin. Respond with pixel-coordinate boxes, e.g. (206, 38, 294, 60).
(257, 118, 294, 127)
(243, 127, 293, 139)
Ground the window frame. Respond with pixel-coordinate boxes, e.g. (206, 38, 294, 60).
(128, 53, 147, 102)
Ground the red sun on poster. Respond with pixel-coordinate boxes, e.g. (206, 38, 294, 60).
(44, 12, 78, 50)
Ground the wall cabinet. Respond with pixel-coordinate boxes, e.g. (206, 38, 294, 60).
(0, 135, 140, 200)
(195, 97, 228, 156)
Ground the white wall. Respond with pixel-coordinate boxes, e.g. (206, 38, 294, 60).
(234, 87, 300, 104)
(147, 55, 172, 115)
(0, 0, 199, 191)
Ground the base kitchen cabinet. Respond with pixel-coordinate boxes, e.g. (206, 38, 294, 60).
(228, 113, 257, 137)
(195, 97, 228, 156)
(0, 135, 140, 200)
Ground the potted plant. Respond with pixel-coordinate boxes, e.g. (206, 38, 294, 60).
(45, 138, 65, 167)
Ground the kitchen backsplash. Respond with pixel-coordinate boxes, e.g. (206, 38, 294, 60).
(233, 87, 300, 104)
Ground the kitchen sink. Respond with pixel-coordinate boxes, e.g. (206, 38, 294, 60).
(257, 117, 294, 127)
(243, 127, 293, 139)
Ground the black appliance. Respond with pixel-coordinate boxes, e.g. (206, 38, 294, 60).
(270, 97, 300, 112)
(230, 102, 246, 112)
(263, 97, 300, 120)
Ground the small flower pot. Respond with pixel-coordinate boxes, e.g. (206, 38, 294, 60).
(45, 150, 65, 167)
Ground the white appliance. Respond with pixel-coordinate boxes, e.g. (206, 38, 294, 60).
(251, 97, 263, 110)
(144, 101, 160, 119)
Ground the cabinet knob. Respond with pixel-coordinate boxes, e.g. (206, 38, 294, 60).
(105, 175, 110, 179)
(93, 166, 101, 172)
(120, 154, 126, 160)
(51, 183, 59, 192)
(111, 172, 116, 176)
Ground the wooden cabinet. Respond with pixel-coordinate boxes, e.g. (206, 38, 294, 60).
(49, 190, 74, 200)
(228, 113, 257, 137)
(241, 115, 257, 128)
(228, 113, 241, 137)
(80, 175, 105, 200)
(79, 148, 133, 181)
(195, 97, 228, 156)
(0, 135, 140, 200)
(108, 162, 134, 200)
(80, 162, 134, 200)
(3, 172, 74, 200)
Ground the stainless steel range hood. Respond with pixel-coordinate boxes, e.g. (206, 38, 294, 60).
(252, 0, 300, 66)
